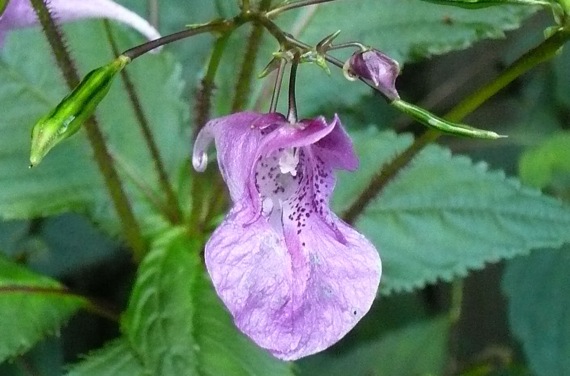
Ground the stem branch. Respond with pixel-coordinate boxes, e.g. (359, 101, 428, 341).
(342, 27, 570, 224)
(30, 0, 146, 261)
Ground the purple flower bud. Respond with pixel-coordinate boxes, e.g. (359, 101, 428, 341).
(345, 49, 400, 101)
(0, 0, 160, 47)
(193, 112, 382, 360)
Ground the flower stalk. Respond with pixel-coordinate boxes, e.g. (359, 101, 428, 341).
(29, 0, 146, 261)
(104, 20, 182, 224)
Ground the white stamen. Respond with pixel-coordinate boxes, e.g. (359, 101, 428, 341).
(278, 148, 299, 176)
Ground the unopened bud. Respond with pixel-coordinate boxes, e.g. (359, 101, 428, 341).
(344, 48, 400, 101)
(30, 55, 130, 167)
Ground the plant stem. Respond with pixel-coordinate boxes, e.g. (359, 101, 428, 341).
(269, 59, 286, 112)
(342, 27, 570, 224)
(195, 34, 232, 135)
(29, 0, 146, 261)
(287, 55, 300, 123)
(104, 21, 182, 225)
(148, 0, 159, 29)
(266, 0, 337, 17)
(122, 20, 234, 60)
(231, 17, 267, 111)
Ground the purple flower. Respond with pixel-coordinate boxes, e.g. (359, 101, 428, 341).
(345, 49, 400, 101)
(0, 0, 160, 46)
(193, 112, 381, 360)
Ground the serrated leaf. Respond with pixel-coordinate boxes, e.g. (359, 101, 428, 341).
(298, 316, 449, 376)
(519, 132, 570, 190)
(503, 247, 570, 376)
(333, 129, 570, 294)
(0, 22, 188, 231)
(291, 0, 535, 115)
(0, 256, 84, 362)
(65, 339, 143, 376)
(122, 228, 293, 376)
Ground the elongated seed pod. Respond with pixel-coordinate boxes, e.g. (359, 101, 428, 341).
(391, 99, 506, 139)
(30, 55, 130, 167)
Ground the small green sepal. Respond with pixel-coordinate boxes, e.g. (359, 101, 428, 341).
(391, 99, 507, 139)
(29, 55, 130, 167)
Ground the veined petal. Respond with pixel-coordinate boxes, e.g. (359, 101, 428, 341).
(206, 205, 381, 360)
(0, 0, 160, 46)
(193, 112, 285, 204)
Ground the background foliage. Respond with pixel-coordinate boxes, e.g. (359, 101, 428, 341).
(1, 0, 569, 375)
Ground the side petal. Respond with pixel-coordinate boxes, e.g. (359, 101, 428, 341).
(0, 0, 160, 47)
(312, 114, 359, 171)
(193, 111, 285, 204)
(205, 205, 381, 361)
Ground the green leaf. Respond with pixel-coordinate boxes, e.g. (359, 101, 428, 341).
(0, 255, 84, 363)
(121, 228, 293, 376)
(333, 129, 570, 294)
(519, 132, 570, 190)
(298, 316, 450, 376)
(0, 22, 188, 230)
(503, 247, 570, 376)
(65, 340, 144, 376)
(291, 0, 535, 115)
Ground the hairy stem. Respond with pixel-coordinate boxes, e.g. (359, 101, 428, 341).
(342, 27, 570, 224)
(30, 0, 146, 261)
(104, 21, 182, 225)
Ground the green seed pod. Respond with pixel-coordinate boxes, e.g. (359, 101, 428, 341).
(391, 99, 506, 139)
(30, 55, 130, 167)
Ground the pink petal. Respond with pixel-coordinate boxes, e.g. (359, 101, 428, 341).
(206, 206, 380, 360)
(193, 112, 284, 204)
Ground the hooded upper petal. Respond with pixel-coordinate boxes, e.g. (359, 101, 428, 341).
(197, 111, 381, 360)
(193, 111, 285, 205)
(0, 0, 160, 46)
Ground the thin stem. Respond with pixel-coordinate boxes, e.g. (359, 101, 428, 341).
(195, 33, 232, 135)
(287, 55, 300, 123)
(104, 21, 182, 224)
(0, 286, 120, 322)
(30, 0, 146, 261)
(231, 17, 267, 111)
(122, 19, 234, 60)
(342, 27, 570, 224)
(269, 59, 286, 112)
(266, 0, 337, 17)
(148, 0, 159, 29)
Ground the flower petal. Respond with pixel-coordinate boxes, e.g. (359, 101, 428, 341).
(0, 0, 160, 46)
(193, 112, 285, 204)
(312, 114, 358, 171)
(205, 206, 381, 360)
